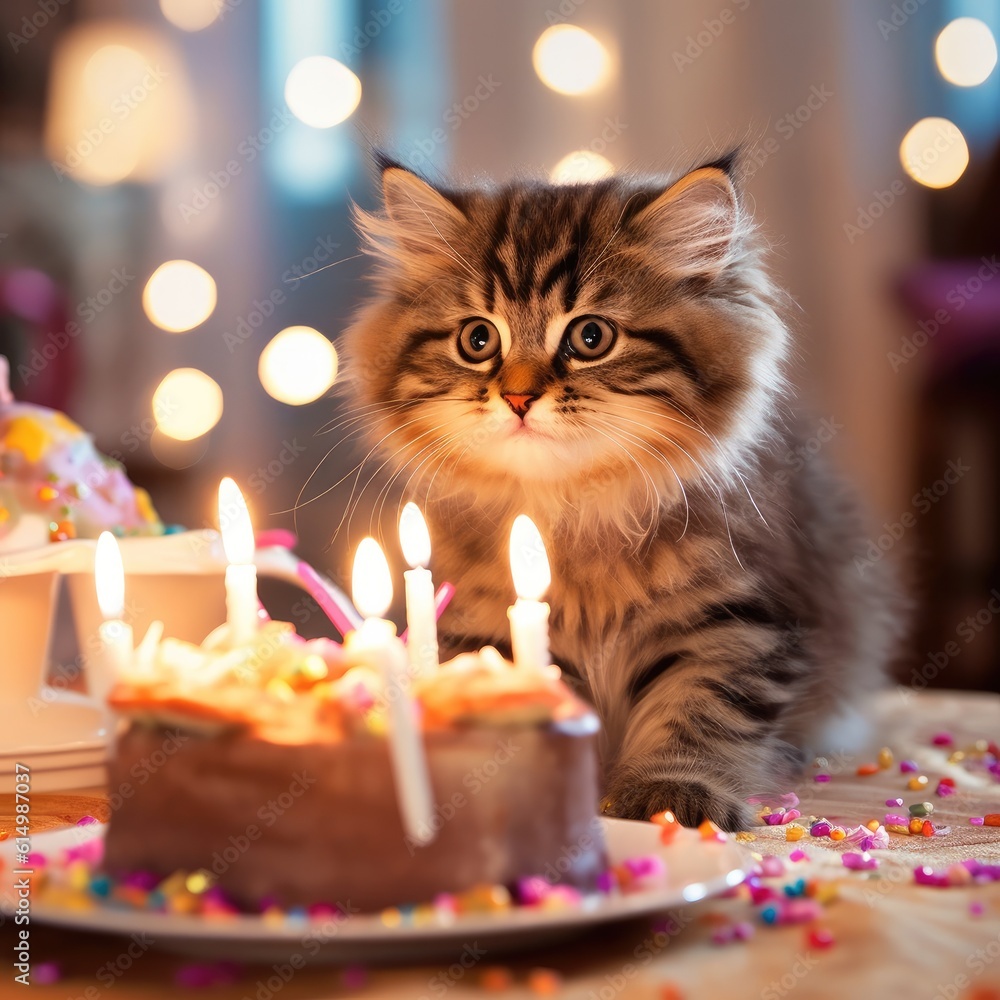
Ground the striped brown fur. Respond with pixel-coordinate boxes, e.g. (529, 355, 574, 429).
(342, 155, 903, 830)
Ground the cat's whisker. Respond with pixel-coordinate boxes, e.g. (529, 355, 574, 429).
(578, 191, 645, 285)
(588, 416, 689, 542)
(395, 190, 480, 283)
(292, 410, 448, 523)
(334, 419, 467, 542)
(370, 430, 464, 537)
(286, 253, 366, 284)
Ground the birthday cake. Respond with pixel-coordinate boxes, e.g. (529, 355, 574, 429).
(102, 627, 604, 912)
(0, 356, 162, 552)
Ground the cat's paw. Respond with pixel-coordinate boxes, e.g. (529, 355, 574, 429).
(606, 776, 753, 832)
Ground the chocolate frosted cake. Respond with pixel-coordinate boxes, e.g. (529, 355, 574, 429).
(103, 628, 604, 912)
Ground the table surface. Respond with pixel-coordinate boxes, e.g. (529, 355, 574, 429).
(2, 689, 999, 999)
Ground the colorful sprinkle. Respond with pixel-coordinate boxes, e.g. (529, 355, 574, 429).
(480, 967, 514, 992)
(32, 963, 61, 985)
(806, 926, 836, 949)
(900, 760, 919, 773)
(878, 747, 894, 769)
(698, 819, 726, 842)
(842, 852, 879, 871)
(856, 763, 879, 776)
(527, 968, 563, 996)
(174, 963, 241, 988)
(984, 814, 1000, 827)
(813, 773, 830, 783)
(760, 856, 785, 877)
(341, 965, 368, 990)
(907, 775, 929, 791)
(909, 802, 934, 817)
(885, 797, 904, 807)
(931, 732, 953, 746)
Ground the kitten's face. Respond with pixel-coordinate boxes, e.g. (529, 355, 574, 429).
(346, 163, 786, 510)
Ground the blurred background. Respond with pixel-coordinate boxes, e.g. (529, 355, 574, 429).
(0, 0, 998, 688)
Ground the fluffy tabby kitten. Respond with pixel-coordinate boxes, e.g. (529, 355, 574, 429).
(343, 152, 901, 830)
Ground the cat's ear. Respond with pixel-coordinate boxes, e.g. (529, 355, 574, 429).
(380, 164, 467, 250)
(630, 167, 739, 278)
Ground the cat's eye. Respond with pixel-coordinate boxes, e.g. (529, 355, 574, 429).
(457, 318, 501, 363)
(563, 316, 616, 360)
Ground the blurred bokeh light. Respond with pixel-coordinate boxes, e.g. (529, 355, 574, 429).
(159, 0, 225, 33)
(284, 56, 362, 128)
(44, 21, 194, 185)
(259, 326, 339, 405)
(142, 261, 218, 333)
(153, 368, 224, 441)
(532, 25, 610, 96)
(551, 150, 615, 183)
(899, 116, 970, 188)
(935, 17, 998, 87)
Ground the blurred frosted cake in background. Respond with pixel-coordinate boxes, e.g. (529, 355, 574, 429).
(0, 356, 163, 552)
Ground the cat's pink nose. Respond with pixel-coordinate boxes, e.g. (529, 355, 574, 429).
(503, 393, 536, 417)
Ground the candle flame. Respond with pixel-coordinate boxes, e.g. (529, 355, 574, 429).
(218, 476, 255, 565)
(399, 502, 431, 569)
(353, 536, 393, 619)
(95, 530, 125, 620)
(509, 514, 551, 601)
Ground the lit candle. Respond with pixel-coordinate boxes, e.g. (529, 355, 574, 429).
(218, 477, 257, 646)
(349, 536, 435, 846)
(507, 515, 552, 671)
(92, 531, 133, 703)
(399, 502, 439, 678)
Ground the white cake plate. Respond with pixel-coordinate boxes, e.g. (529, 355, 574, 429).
(0, 817, 753, 963)
(0, 689, 110, 793)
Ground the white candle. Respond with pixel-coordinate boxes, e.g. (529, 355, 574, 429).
(507, 515, 552, 671)
(350, 536, 435, 846)
(218, 477, 258, 646)
(93, 531, 133, 703)
(399, 502, 439, 678)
